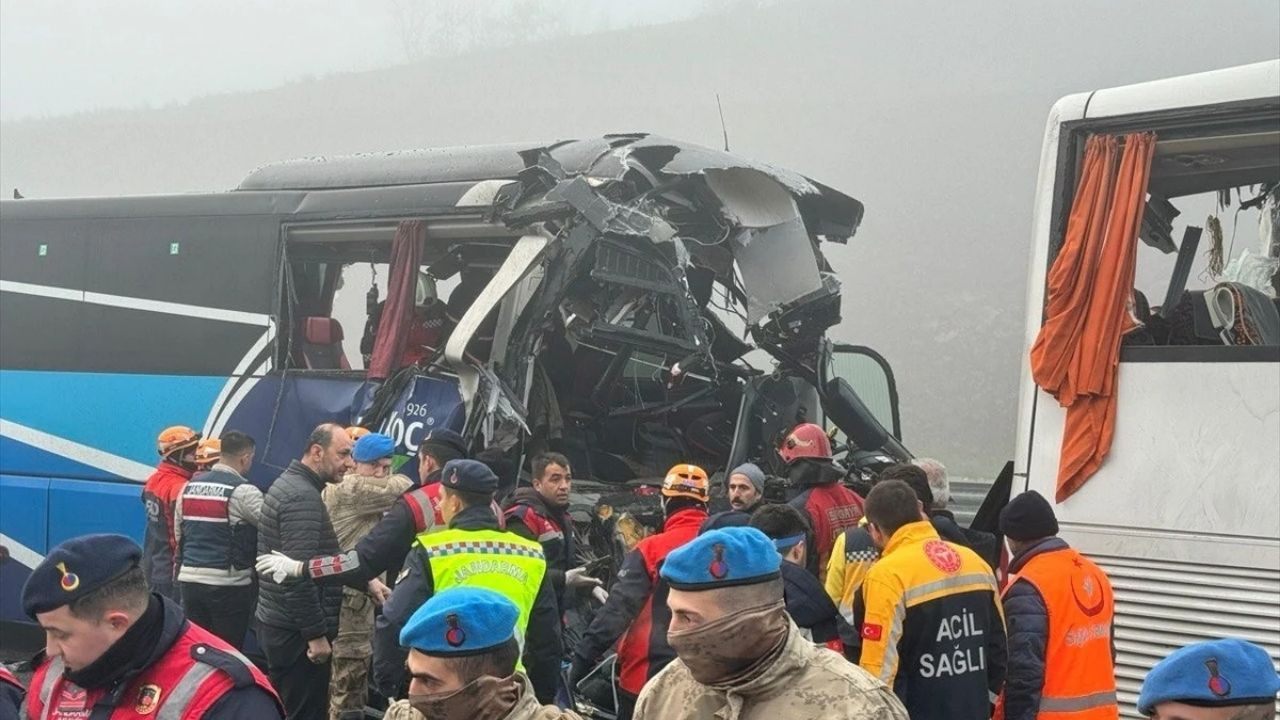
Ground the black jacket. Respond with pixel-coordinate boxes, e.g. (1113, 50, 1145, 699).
(1002, 537, 1116, 720)
(780, 561, 851, 648)
(504, 487, 576, 611)
(932, 509, 1001, 570)
(255, 460, 342, 639)
(373, 505, 562, 704)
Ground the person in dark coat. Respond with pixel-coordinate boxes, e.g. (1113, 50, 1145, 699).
(0, 664, 22, 720)
(505, 452, 604, 619)
(255, 428, 467, 593)
(256, 423, 353, 720)
(748, 503, 854, 651)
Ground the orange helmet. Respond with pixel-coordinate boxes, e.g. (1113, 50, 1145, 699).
(778, 423, 833, 465)
(157, 426, 201, 459)
(661, 464, 710, 502)
(346, 426, 371, 441)
(195, 438, 221, 467)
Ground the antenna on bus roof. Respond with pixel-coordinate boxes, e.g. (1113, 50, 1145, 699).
(716, 93, 730, 152)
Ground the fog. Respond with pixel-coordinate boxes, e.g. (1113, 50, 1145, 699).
(2, 0, 1277, 478)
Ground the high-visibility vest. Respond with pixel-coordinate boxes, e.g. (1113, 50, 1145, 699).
(414, 527, 547, 645)
(999, 547, 1119, 720)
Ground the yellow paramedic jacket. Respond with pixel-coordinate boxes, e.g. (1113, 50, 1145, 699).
(857, 521, 1006, 720)
(824, 520, 880, 626)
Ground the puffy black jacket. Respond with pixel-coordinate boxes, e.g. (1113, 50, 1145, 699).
(255, 460, 341, 640)
(932, 509, 1001, 570)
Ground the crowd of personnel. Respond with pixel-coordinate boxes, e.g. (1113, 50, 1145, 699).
(1, 420, 1277, 720)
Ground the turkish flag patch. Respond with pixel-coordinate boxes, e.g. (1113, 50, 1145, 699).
(862, 623, 883, 641)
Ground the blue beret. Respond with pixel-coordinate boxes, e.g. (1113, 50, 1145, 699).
(353, 433, 396, 463)
(661, 526, 781, 590)
(419, 428, 466, 457)
(400, 587, 518, 655)
(22, 534, 142, 617)
(1138, 638, 1280, 714)
(440, 459, 497, 495)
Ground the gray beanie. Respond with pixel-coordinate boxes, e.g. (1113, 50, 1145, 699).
(729, 462, 766, 494)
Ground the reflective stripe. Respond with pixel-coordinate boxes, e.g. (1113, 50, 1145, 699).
(1039, 690, 1119, 713)
(157, 657, 218, 720)
(901, 572, 998, 604)
(403, 490, 435, 533)
(38, 657, 63, 718)
(878, 600, 905, 684)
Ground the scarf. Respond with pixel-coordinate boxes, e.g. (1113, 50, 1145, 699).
(666, 600, 790, 686)
(408, 673, 521, 720)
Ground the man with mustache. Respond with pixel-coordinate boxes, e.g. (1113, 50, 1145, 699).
(383, 587, 581, 720)
(632, 526, 908, 719)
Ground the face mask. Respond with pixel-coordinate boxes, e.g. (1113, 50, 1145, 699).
(408, 673, 520, 720)
(666, 600, 789, 686)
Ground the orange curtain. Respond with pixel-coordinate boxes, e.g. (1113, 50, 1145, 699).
(1029, 132, 1156, 502)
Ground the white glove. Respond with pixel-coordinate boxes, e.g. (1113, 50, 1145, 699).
(591, 586, 609, 605)
(566, 566, 603, 589)
(256, 551, 304, 583)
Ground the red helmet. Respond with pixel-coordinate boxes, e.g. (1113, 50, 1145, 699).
(157, 426, 201, 460)
(778, 423, 832, 465)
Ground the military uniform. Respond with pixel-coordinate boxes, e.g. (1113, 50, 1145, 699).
(633, 526, 908, 720)
(388, 586, 581, 720)
(322, 433, 413, 720)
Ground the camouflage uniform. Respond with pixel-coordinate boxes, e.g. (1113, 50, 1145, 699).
(322, 471, 413, 720)
(633, 620, 909, 720)
(381, 674, 583, 720)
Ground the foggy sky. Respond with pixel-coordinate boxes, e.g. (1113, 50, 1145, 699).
(2, 0, 1277, 478)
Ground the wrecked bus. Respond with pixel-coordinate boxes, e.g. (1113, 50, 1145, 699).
(0, 134, 908, 626)
(1013, 61, 1280, 716)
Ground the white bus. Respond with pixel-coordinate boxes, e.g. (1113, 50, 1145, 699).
(1014, 61, 1280, 715)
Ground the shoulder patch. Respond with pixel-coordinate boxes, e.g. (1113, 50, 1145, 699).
(923, 539, 962, 573)
(190, 644, 253, 688)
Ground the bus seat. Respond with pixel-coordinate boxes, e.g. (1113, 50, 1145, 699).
(301, 316, 351, 370)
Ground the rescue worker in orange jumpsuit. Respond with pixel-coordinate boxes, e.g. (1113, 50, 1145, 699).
(141, 426, 200, 601)
(996, 491, 1118, 720)
(20, 534, 282, 719)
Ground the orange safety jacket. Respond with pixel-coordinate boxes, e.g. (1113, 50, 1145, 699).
(996, 545, 1118, 720)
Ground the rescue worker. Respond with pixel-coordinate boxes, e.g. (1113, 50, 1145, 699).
(322, 432, 412, 720)
(383, 587, 582, 720)
(504, 452, 605, 619)
(996, 490, 1118, 720)
(826, 462, 977, 653)
(748, 503, 851, 651)
(20, 534, 282, 719)
(0, 664, 22, 720)
(193, 438, 220, 472)
(726, 462, 766, 514)
(632, 527, 908, 720)
(254, 428, 468, 594)
(173, 430, 263, 649)
(256, 424, 353, 720)
(779, 422, 864, 583)
(141, 425, 200, 602)
(856, 480, 1007, 719)
(373, 460, 561, 704)
(569, 464, 711, 720)
(1138, 638, 1279, 720)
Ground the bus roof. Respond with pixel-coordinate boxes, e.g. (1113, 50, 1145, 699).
(1053, 59, 1280, 123)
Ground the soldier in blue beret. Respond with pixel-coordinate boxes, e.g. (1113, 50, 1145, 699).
(381, 587, 581, 720)
(322, 431, 413, 720)
(366, 459, 562, 706)
(20, 534, 283, 719)
(633, 527, 907, 720)
(1139, 638, 1279, 719)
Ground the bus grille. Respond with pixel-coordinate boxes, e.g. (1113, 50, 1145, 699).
(1093, 553, 1280, 718)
